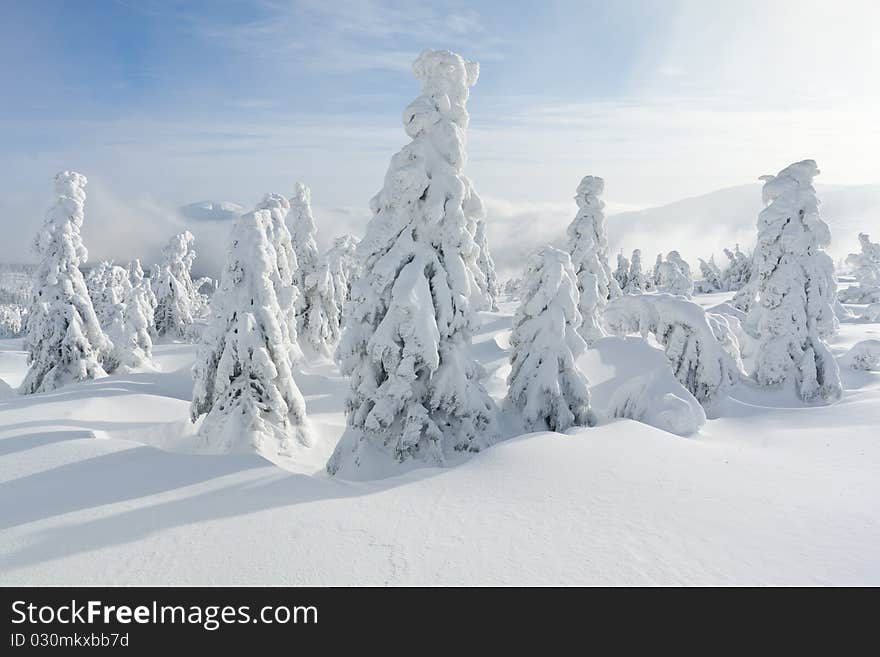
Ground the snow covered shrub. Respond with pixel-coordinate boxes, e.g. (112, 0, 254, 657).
(742, 160, 842, 402)
(696, 256, 724, 293)
(152, 231, 202, 338)
(506, 246, 594, 432)
(502, 277, 522, 301)
(22, 171, 111, 394)
(0, 304, 25, 337)
(624, 249, 647, 294)
(191, 210, 310, 454)
(566, 175, 618, 344)
(474, 219, 500, 311)
(839, 339, 880, 371)
(328, 49, 497, 475)
(604, 293, 744, 405)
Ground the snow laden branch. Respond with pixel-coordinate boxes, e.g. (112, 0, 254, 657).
(329, 49, 497, 476)
(22, 171, 111, 394)
(191, 210, 310, 455)
(566, 175, 618, 344)
(506, 246, 594, 432)
(604, 293, 744, 405)
(743, 160, 842, 402)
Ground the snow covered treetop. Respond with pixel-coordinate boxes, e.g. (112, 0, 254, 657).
(53, 170, 88, 207)
(404, 49, 478, 140)
(575, 175, 605, 210)
(291, 182, 311, 207)
(759, 159, 829, 245)
(164, 230, 195, 260)
(257, 192, 290, 214)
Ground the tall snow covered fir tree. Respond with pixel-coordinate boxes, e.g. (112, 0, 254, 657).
(625, 248, 647, 293)
(191, 210, 310, 454)
(22, 171, 111, 394)
(255, 192, 302, 363)
(506, 246, 593, 432)
(288, 182, 324, 353)
(324, 234, 361, 335)
(474, 219, 499, 311)
(744, 159, 842, 401)
(328, 49, 497, 475)
(565, 175, 617, 344)
(152, 231, 199, 338)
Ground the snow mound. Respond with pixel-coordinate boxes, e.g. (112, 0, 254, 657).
(607, 368, 706, 436)
(579, 336, 705, 436)
(839, 340, 880, 371)
(180, 200, 245, 222)
(0, 377, 15, 399)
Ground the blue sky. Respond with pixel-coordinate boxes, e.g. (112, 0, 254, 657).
(1, 0, 878, 271)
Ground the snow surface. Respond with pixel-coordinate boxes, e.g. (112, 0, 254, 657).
(1, 294, 879, 585)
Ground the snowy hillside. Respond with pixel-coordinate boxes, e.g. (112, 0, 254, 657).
(1, 296, 878, 585)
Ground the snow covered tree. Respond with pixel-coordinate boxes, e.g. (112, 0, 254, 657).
(604, 293, 744, 405)
(474, 219, 500, 311)
(502, 277, 522, 300)
(744, 160, 842, 401)
(839, 233, 880, 304)
(506, 246, 593, 432)
(697, 256, 724, 293)
(721, 245, 751, 292)
(22, 171, 111, 394)
(653, 252, 664, 288)
(152, 231, 199, 338)
(328, 49, 497, 474)
(103, 264, 154, 371)
(255, 192, 302, 362)
(655, 251, 693, 297)
(129, 259, 156, 318)
(288, 183, 320, 332)
(613, 252, 630, 293)
(319, 234, 361, 349)
(566, 175, 617, 344)
(625, 248, 647, 293)
(191, 210, 310, 454)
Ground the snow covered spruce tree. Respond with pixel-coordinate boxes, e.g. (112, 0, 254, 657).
(288, 183, 322, 339)
(152, 231, 199, 338)
(604, 293, 744, 405)
(698, 256, 724, 293)
(103, 264, 155, 371)
(625, 248, 647, 294)
(22, 171, 112, 394)
(474, 219, 499, 311)
(839, 233, 880, 303)
(506, 246, 593, 432)
(565, 175, 618, 344)
(745, 160, 842, 401)
(191, 210, 310, 454)
(656, 250, 693, 297)
(613, 252, 630, 293)
(328, 49, 497, 475)
(255, 192, 302, 361)
(721, 245, 751, 292)
(325, 234, 360, 315)
(653, 253, 664, 288)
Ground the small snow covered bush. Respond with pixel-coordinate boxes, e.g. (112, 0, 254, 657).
(506, 246, 594, 432)
(742, 160, 842, 402)
(604, 293, 744, 405)
(328, 49, 497, 475)
(191, 210, 310, 455)
(566, 175, 618, 343)
(839, 340, 880, 371)
(22, 171, 111, 394)
(0, 304, 25, 338)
